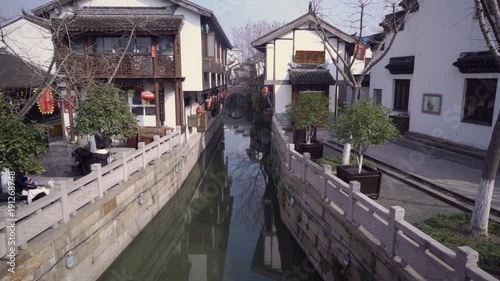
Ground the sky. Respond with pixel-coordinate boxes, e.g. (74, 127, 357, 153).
(0, 0, 387, 41)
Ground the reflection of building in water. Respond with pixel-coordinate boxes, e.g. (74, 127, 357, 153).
(98, 129, 232, 281)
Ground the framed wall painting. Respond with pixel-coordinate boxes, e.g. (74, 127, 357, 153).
(422, 94, 442, 115)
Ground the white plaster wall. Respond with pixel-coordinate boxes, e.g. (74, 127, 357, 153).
(175, 6, 203, 91)
(164, 83, 176, 128)
(274, 40, 293, 80)
(275, 84, 292, 114)
(0, 19, 54, 71)
(265, 43, 275, 81)
(370, 0, 498, 149)
(294, 29, 324, 53)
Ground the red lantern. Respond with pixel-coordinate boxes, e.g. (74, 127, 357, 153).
(141, 91, 155, 105)
(263, 86, 268, 95)
(206, 98, 212, 110)
(196, 104, 203, 114)
(37, 88, 54, 114)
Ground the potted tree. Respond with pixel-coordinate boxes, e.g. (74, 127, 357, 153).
(286, 92, 332, 161)
(332, 100, 401, 199)
(76, 84, 139, 149)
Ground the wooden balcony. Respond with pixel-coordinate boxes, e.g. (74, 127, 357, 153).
(203, 58, 227, 74)
(73, 54, 177, 79)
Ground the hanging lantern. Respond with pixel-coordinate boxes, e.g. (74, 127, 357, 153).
(196, 104, 203, 114)
(37, 88, 54, 114)
(213, 95, 218, 103)
(141, 91, 155, 105)
(206, 98, 212, 110)
(263, 86, 269, 95)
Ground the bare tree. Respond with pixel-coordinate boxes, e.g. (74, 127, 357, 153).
(469, 0, 500, 238)
(310, 0, 417, 165)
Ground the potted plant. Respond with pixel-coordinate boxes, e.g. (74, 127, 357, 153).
(331, 100, 401, 199)
(286, 92, 332, 161)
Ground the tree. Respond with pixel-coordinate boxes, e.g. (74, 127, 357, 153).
(0, 95, 49, 175)
(286, 93, 332, 145)
(469, 0, 500, 237)
(310, 0, 417, 165)
(332, 100, 400, 173)
(75, 84, 139, 148)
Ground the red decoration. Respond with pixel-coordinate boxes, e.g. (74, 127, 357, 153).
(151, 46, 156, 58)
(196, 105, 203, 114)
(37, 88, 54, 114)
(263, 86, 268, 95)
(141, 91, 155, 101)
(206, 98, 212, 110)
(355, 44, 366, 60)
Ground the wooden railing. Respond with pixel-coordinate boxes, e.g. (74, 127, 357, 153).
(0, 127, 183, 259)
(271, 117, 498, 281)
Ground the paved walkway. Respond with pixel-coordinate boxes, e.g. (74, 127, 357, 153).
(316, 129, 500, 215)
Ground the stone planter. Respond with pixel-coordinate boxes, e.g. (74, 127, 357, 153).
(296, 142, 323, 161)
(336, 165, 382, 199)
(390, 114, 410, 135)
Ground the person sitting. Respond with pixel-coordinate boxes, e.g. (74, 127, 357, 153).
(14, 174, 48, 204)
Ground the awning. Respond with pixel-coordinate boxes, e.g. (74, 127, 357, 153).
(452, 51, 500, 73)
(289, 69, 336, 85)
(385, 56, 414, 74)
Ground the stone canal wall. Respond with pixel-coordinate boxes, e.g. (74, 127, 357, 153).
(0, 116, 223, 281)
(271, 117, 497, 281)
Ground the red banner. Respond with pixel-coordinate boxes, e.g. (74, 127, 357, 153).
(37, 88, 54, 114)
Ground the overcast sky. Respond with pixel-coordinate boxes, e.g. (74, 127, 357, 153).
(0, 0, 387, 40)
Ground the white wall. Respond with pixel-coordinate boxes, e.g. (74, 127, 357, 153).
(78, 0, 167, 7)
(164, 83, 176, 128)
(175, 6, 203, 91)
(0, 19, 54, 71)
(275, 85, 292, 114)
(369, 0, 498, 149)
(274, 39, 293, 80)
(265, 43, 275, 81)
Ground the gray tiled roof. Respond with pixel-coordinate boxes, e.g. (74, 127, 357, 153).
(289, 69, 336, 85)
(53, 11, 184, 33)
(0, 52, 46, 89)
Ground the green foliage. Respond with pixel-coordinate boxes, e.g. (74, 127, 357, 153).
(75, 84, 139, 147)
(286, 93, 332, 144)
(316, 156, 377, 172)
(418, 213, 500, 267)
(0, 95, 49, 175)
(332, 100, 401, 173)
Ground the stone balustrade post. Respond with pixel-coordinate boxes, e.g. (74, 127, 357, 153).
(169, 135, 173, 152)
(58, 180, 70, 223)
(288, 144, 294, 170)
(138, 142, 146, 169)
(91, 163, 104, 199)
(154, 135, 161, 159)
(122, 152, 129, 182)
(386, 206, 405, 257)
(347, 181, 361, 223)
(303, 153, 311, 181)
(322, 165, 332, 200)
(176, 126, 182, 146)
(454, 246, 479, 281)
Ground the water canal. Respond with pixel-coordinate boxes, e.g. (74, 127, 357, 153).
(98, 103, 321, 281)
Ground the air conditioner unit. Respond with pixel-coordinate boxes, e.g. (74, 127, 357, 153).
(188, 115, 201, 128)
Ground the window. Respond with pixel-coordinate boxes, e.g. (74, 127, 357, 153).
(394, 79, 410, 111)
(90, 36, 152, 54)
(373, 89, 382, 105)
(207, 33, 215, 58)
(135, 37, 151, 54)
(70, 38, 85, 54)
(463, 78, 497, 125)
(157, 36, 174, 56)
(129, 90, 156, 117)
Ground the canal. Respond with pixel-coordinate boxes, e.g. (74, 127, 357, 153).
(98, 104, 321, 280)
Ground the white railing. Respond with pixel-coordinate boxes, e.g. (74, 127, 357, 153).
(0, 127, 183, 259)
(271, 117, 498, 281)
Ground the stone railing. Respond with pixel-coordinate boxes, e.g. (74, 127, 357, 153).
(271, 117, 498, 281)
(0, 127, 183, 259)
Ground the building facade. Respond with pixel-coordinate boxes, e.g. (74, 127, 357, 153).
(369, 0, 499, 150)
(252, 12, 369, 115)
(27, 0, 231, 140)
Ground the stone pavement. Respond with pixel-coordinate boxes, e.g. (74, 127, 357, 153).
(316, 128, 500, 216)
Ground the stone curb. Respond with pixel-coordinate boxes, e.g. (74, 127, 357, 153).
(320, 140, 500, 224)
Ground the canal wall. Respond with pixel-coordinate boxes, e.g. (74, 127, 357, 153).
(271, 117, 497, 281)
(0, 116, 223, 281)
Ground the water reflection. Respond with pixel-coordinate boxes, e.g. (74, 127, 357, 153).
(99, 116, 320, 281)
